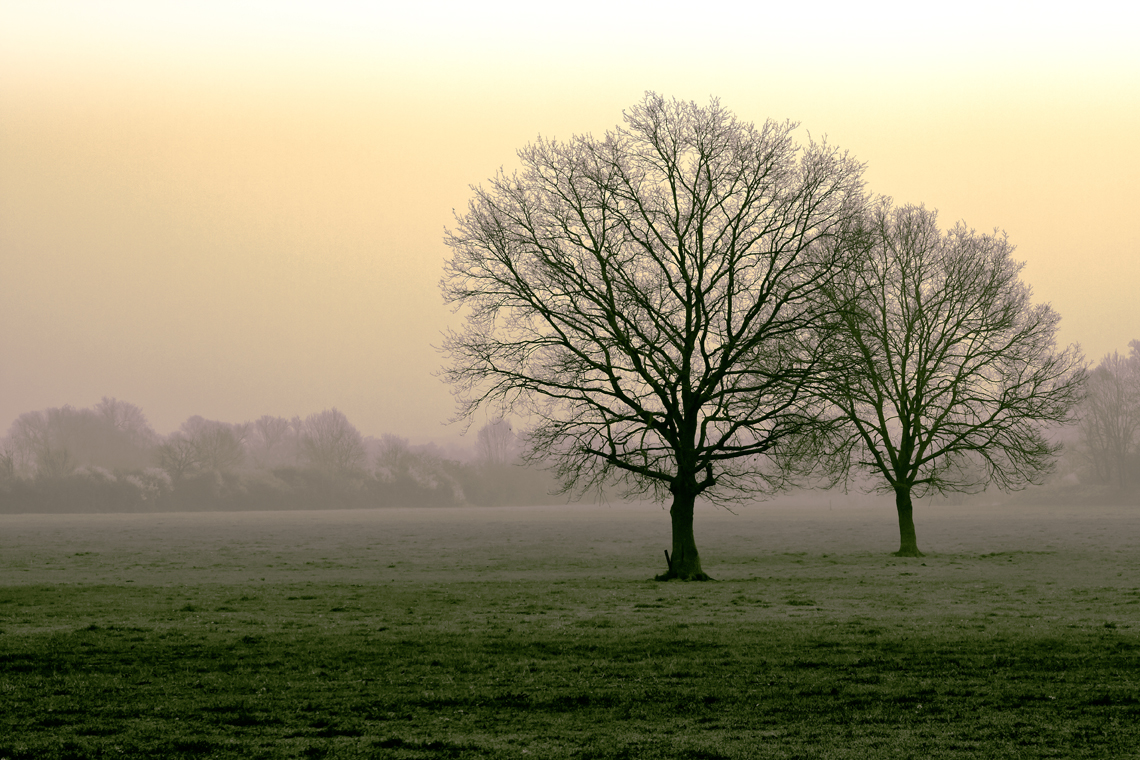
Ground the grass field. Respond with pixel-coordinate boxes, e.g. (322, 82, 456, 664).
(2, 501, 1138, 758)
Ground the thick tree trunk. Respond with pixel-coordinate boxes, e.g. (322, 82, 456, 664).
(893, 484, 924, 557)
(656, 490, 712, 581)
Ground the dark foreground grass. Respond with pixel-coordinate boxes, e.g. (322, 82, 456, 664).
(2, 573, 1139, 759)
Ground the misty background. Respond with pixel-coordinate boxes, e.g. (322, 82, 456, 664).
(0, 402, 572, 512)
(2, 3, 1138, 510)
(2, 338, 1138, 513)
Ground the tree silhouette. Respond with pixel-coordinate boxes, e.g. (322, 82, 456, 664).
(441, 93, 866, 579)
(820, 201, 1085, 556)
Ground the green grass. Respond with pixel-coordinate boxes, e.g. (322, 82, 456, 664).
(2, 504, 1139, 758)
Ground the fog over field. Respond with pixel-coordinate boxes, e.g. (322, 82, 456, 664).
(4, 501, 1139, 586)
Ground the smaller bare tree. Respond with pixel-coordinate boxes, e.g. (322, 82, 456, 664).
(820, 201, 1085, 556)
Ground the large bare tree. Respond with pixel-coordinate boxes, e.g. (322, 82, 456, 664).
(440, 93, 866, 579)
(820, 201, 1085, 556)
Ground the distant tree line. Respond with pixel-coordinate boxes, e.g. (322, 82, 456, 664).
(0, 401, 563, 514)
(979, 341, 1138, 507)
(2, 344, 1135, 516)
(1071, 342, 1140, 494)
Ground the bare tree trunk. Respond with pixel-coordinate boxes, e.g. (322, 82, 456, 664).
(656, 491, 712, 580)
(893, 484, 924, 557)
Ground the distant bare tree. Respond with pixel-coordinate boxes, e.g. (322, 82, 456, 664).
(1079, 349, 1140, 489)
(94, 397, 157, 447)
(6, 407, 84, 477)
(156, 435, 199, 481)
(289, 416, 305, 457)
(0, 443, 15, 482)
(476, 417, 516, 466)
(253, 416, 292, 457)
(247, 415, 295, 468)
(36, 446, 75, 480)
(298, 409, 366, 473)
(180, 416, 247, 473)
(820, 202, 1085, 556)
(7, 411, 50, 476)
(4, 401, 159, 477)
(375, 434, 413, 480)
(441, 93, 866, 579)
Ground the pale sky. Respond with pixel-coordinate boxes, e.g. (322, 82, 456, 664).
(2, 1, 1138, 440)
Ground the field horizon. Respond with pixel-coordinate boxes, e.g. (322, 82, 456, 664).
(5, 498, 1137, 583)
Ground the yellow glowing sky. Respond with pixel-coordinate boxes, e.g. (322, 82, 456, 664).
(2, 2, 1138, 439)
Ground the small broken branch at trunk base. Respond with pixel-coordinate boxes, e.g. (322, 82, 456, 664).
(655, 549, 714, 582)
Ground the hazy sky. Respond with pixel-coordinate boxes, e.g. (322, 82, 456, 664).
(2, 2, 1137, 441)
